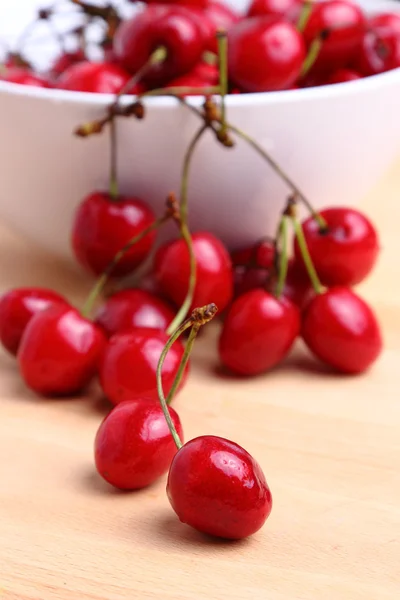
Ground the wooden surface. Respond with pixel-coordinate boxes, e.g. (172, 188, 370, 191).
(1, 163, 400, 600)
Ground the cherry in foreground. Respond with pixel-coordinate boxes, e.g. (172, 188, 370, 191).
(167, 435, 273, 540)
(95, 398, 183, 490)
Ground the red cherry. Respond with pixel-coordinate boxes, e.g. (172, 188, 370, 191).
(202, 1, 240, 53)
(0, 67, 52, 88)
(0, 287, 67, 356)
(325, 67, 362, 83)
(113, 5, 205, 86)
(279, 259, 314, 311)
(95, 289, 175, 337)
(167, 435, 272, 539)
(95, 399, 183, 490)
(18, 304, 106, 396)
(71, 191, 156, 277)
(56, 61, 132, 94)
(231, 239, 275, 299)
(247, 0, 302, 19)
(302, 287, 382, 374)
(166, 73, 214, 95)
(370, 12, 400, 37)
(303, 0, 366, 72)
(192, 61, 219, 84)
(219, 289, 300, 375)
(294, 207, 379, 287)
(99, 327, 188, 405)
(49, 49, 86, 79)
(167, 60, 219, 91)
(138, 0, 208, 8)
(355, 27, 400, 76)
(154, 232, 233, 314)
(228, 17, 306, 92)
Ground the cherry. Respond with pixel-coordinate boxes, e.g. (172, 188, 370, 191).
(201, 1, 240, 53)
(154, 231, 233, 314)
(95, 398, 183, 490)
(303, 0, 366, 73)
(0, 67, 52, 88)
(228, 17, 306, 92)
(325, 67, 362, 83)
(280, 259, 314, 310)
(139, 0, 208, 7)
(0, 287, 67, 356)
(167, 435, 273, 539)
(99, 327, 188, 405)
(18, 304, 106, 396)
(192, 61, 219, 85)
(294, 207, 379, 287)
(113, 5, 205, 87)
(231, 239, 275, 298)
(302, 287, 382, 374)
(71, 191, 156, 277)
(370, 12, 400, 38)
(219, 289, 300, 376)
(95, 289, 175, 337)
(355, 27, 400, 76)
(166, 60, 219, 91)
(49, 49, 86, 79)
(56, 61, 132, 94)
(247, 0, 302, 20)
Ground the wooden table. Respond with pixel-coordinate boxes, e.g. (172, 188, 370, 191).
(1, 162, 400, 600)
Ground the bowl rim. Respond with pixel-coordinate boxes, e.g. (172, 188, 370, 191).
(1, 65, 400, 108)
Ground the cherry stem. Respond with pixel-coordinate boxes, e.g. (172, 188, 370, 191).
(113, 46, 168, 106)
(166, 124, 208, 335)
(217, 30, 228, 135)
(166, 324, 199, 405)
(156, 304, 218, 450)
(297, 0, 313, 33)
(140, 85, 219, 99)
(109, 117, 118, 200)
(178, 99, 328, 230)
(290, 215, 323, 294)
(274, 216, 289, 298)
(301, 34, 324, 77)
(82, 212, 172, 319)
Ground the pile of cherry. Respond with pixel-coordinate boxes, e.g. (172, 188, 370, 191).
(0, 0, 385, 543)
(1, 0, 400, 93)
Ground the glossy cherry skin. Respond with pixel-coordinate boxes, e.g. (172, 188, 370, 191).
(247, 0, 302, 19)
(228, 17, 306, 92)
(49, 49, 86, 79)
(18, 304, 106, 396)
(370, 12, 400, 37)
(279, 260, 314, 311)
(302, 287, 382, 374)
(0, 67, 52, 88)
(56, 61, 132, 93)
(140, 0, 208, 7)
(99, 327, 188, 405)
(154, 231, 233, 314)
(325, 67, 362, 83)
(95, 398, 183, 490)
(167, 435, 272, 539)
(0, 288, 67, 356)
(303, 0, 366, 72)
(113, 5, 205, 87)
(355, 28, 400, 76)
(294, 207, 379, 287)
(71, 191, 156, 277)
(201, 1, 240, 53)
(219, 289, 300, 376)
(95, 289, 175, 337)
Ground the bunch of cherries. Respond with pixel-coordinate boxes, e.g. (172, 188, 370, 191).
(0, 0, 384, 541)
(1, 0, 400, 93)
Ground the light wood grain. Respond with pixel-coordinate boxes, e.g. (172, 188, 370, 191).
(1, 161, 400, 600)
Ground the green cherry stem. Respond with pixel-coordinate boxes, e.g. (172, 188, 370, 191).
(157, 304, 218, 449)
(109, 117, 118, 200)
(274, 215, 289, 299)
(300, 31, 328, 77)
(81, 209, 174, 319)
(216, 29, 228, 135)
(297, 0, 313, 33)
(114, 46, 167, 105)
(290, 214, 323, 294)
(166, 123, 208, 335)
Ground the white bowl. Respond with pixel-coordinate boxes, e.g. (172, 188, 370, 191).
(1, 0, 400, 261)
